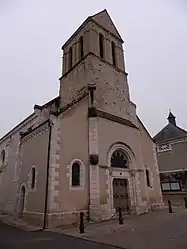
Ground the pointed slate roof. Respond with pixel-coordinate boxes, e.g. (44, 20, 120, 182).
(62, 9, 123, 49)
(167, 111, 176, 126)
(153, 112, 187, 143)
(168, 112, 176, 119)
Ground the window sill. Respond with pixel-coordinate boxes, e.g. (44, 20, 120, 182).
(29, 188, 37, 192)
(70, 186, 84, 191)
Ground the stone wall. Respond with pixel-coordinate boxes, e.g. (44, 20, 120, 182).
(156, 139, 187, 172)
(137, 118, 163, 207)
(0, 113, 37, 214)
(18, 121, 50, 218)
(46, 97, 89, 228)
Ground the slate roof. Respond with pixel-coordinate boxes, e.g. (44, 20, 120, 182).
(153, 112, 187, 143)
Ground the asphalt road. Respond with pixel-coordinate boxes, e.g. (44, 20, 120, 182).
(0, 221, 121, 249)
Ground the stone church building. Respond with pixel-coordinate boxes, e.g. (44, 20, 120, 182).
(0, 10, 163, 228)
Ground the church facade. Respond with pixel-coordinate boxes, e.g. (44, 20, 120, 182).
(0, 10, 163, 228)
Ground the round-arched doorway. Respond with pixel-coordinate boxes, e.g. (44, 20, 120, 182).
(108, 145, 132, 213)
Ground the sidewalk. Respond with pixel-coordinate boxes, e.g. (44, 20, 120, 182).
(53, 208, 187, 249)
(0, 214, 41, 232)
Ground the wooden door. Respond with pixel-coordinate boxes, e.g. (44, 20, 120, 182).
(113, 178, 129, 212)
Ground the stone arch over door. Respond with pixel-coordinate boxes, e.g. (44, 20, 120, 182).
(18, 185, 26, 216)
(107, 142, 137, 211)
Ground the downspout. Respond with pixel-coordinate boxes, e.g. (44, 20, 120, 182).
(87, 85, 97, 221)
(43, 119, 52, 230)
(87, 90, 91, 221)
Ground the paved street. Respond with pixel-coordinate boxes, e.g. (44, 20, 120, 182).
(0, 220, 121, 249)
(58, 208, 187, 249)
(1, 209, 187, 249)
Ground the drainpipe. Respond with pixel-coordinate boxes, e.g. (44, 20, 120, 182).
(87, 85, 97, 221)
(43, 119, 52, 230)
(87, 87, 91, 221)
(87, 126, 90, 221)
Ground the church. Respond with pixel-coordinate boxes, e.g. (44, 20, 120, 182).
(0, 10, 163, 228)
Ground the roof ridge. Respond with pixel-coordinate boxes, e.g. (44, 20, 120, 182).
(91, 9, 106, 18)
(175, 124, 187, 134)
(153, 122, 187, 142)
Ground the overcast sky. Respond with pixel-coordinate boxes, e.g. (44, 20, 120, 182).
(0, 0, 187, 137)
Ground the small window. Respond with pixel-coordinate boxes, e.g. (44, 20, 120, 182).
(0, 150, 5, 166)
(68, 47, 72, 69)
(146, 169, 151, 187)
(72, 163, 80, 186)
(111, 41, 116, 66)
(99, 33, 104, 58)
(31, 167, 36, 189)
(79, 36, 84, 59)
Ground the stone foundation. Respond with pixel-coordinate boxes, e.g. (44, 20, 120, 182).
(150, 202, 166, 210)
(18, 202, 166, 228)
(22, 212, 43, 227)
(100, 205, 116, 219)
(136, 204, 149, 215)
(89, 205, 116, 221)
(47, 210, 88, 228)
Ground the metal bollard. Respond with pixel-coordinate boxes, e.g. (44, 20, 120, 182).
(168, 200, 173, 213)
(184, 198, 187, 209)
(118, 207, 123, 225)
(79, 212, 84, 233)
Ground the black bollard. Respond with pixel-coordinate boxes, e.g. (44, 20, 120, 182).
(168, 200, 173, 213)
(118, 208, 123, 225)
(79, 212, 84, 233)
(184, 198, 187, 209)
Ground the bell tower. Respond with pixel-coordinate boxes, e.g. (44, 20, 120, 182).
(59, 9, 137, 125)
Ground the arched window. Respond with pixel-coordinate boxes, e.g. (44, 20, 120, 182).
(72, 162, 80, 186)
(111, 149, 128, 168)
(146, 169, 151, 187)
(0, 150, 5, 166)
(31, 167, 36, 189)
(99, 33, 104, 58)
(111, 41, 116, 66)
(79, 36, 84, 59)
(68, 47, 72, 69)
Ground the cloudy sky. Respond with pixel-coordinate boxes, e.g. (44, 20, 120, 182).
(0, 0, 187, 137)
